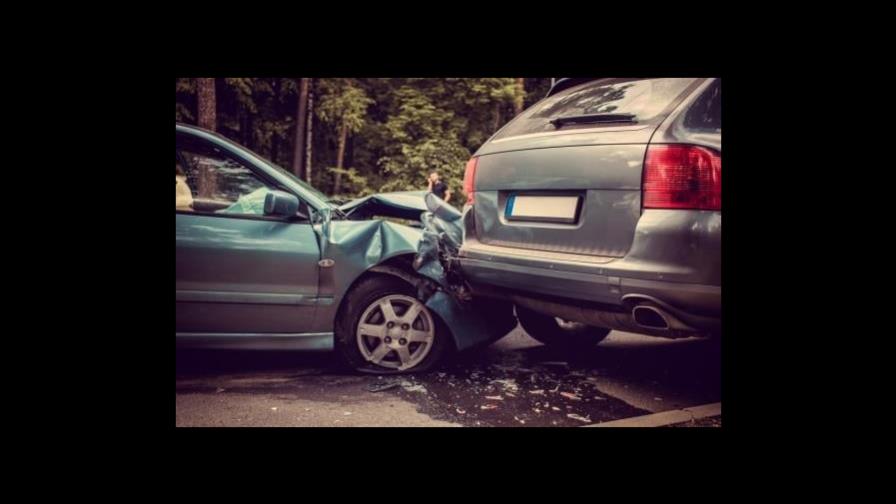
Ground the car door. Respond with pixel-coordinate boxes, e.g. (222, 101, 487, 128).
(175, 132, 321, 334)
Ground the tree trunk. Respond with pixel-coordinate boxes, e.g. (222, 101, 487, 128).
(196, 78, 216, 131)
(305, 86, 314, 183)
(196, 78, 217, 198)
(333, 122, 349, 195)
(291, 78, 309, 178)
(514, 78, 525, 116)
(493, 102, 502, 131)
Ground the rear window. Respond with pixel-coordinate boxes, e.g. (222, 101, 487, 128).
(683, 79, 721, 133)
(492, 78, 696, 140)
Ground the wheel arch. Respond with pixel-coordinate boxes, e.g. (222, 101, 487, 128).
(332, 254, 453, 343)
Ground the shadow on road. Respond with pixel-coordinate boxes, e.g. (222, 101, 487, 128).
(176, 348, 342, 378)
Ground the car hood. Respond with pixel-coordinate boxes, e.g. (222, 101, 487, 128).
(314, 195, 515, 352)
(338, 191, 429, 223)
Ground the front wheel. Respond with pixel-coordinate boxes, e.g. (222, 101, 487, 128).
(335, 275, 452, 374)
(515, 305, 610, 349)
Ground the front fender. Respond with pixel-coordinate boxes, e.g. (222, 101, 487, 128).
(315, 212, 514, 351)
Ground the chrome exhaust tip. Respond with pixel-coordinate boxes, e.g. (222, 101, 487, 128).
(632, 304, 670, 330)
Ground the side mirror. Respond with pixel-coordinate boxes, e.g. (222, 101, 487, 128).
(424, 192, 461, 222)
(264, 190, 300, 218)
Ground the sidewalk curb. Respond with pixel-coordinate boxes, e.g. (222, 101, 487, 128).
(584, 402, 721, 428)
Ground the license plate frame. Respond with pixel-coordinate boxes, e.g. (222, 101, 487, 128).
(505, 192, 583, 224)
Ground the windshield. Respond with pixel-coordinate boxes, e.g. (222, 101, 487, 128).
(267, 161, 331, 203)
(211, 132, 333, 207)
(492, 78, 696, 140)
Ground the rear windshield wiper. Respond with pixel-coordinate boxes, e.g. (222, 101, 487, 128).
(549, 113, 637, 128)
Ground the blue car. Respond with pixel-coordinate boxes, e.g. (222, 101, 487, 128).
(176, 123, 514, 373)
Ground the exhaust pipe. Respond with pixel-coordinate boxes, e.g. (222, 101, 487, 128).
(632, 304, 670, 329)
(467, 283, 704, 339)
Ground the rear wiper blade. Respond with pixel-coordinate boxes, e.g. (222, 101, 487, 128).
(549, 113, 637, 128)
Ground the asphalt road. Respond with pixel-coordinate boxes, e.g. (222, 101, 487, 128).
(176, 327, 721, 427)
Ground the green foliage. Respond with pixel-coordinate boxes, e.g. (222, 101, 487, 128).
(326, 167, 371, 199)
(176, 78, 551, 201)
(316, 79, 375, 135)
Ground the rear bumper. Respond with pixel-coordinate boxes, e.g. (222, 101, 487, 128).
(459, 254, 719, 323)
(458, 230, 720, 333)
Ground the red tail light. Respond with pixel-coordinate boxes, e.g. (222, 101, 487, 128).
(643, 144, 721, 210)
(463, 156, 478, 205)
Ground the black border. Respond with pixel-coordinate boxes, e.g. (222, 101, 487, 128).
(159, 48, 764, 459)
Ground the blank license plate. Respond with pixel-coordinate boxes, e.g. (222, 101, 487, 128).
(506, 195, 580, 223)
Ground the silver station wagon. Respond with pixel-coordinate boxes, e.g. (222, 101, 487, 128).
(454, 77, 722, 347)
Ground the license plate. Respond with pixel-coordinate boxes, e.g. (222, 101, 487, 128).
(506, 194, 581, 223)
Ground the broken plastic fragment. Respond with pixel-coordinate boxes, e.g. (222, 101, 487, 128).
(567, 413, 592, 423)
(400, 381, 427, 393)
(490, 378, 519, 393)
(368, 381, 402, 392)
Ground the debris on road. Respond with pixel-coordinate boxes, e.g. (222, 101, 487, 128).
(567, 413, 592, 423)
(456, 408, 466, 414)
(485, 396, 504, 401)
(529, 389, 545, 395)
(480, 404, 498, 410)
(490, 378, 520, 393)
(368, 381, 401, 392)
(401, 381, 428, 394)
(215, 387, 225, 393)
(560, 392, 582, 401)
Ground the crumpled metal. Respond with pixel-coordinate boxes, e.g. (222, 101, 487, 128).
(316, 192, 515, 351)
(338, 191, 429, 223)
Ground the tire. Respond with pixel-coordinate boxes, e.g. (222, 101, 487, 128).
(335, 275, 453, 374)
(515, 305, 610, 349)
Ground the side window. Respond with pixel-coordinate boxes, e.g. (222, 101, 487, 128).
(176, 137, 282, 217)
(176, 140, 270, 215)
(683, 79, 721, 133)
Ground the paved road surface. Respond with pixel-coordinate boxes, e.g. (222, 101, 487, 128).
(176, 327, 721, 427)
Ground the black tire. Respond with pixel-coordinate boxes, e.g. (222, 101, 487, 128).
(515, 305, 610, 349)
(334, 275, 453, 374)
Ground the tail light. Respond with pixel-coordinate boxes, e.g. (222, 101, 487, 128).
(463, 156, 478, 205)
(643, 144, 721, 210)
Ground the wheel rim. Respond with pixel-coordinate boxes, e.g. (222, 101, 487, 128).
(356, 294, 435, 371)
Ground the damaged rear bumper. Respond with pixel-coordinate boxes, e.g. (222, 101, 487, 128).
(457, 241, 720, 335)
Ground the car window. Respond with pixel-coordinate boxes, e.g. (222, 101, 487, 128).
(492, 78, 696, 140)
(176, 138, 276, 217)
(683, 79, 721, 133)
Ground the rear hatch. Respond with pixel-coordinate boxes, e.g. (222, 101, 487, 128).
(470, 77, 703, 258)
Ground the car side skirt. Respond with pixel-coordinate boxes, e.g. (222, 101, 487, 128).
(175, 332, 333, 351)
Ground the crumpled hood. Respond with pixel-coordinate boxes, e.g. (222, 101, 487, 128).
(315, 198, 516, 352)
(338, 191, 428, 223)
